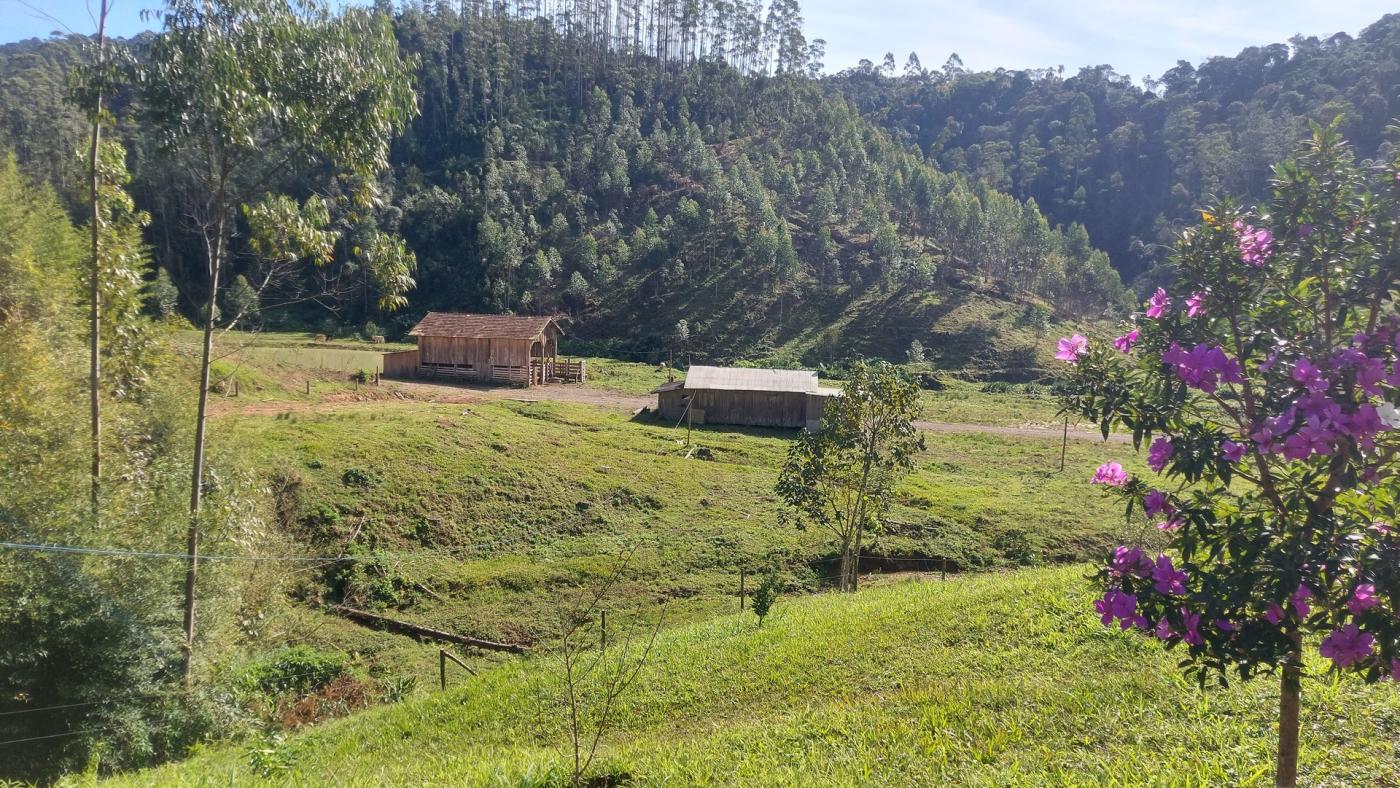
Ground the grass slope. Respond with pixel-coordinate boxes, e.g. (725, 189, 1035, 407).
(221, 396, 1146, 652)
(112, 566, 1400, 786)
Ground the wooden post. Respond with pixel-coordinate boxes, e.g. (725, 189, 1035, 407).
(600, 610, 607, 652)
(306, 380, 311, 396)
(739, 567, 746, 611)
(440, 648, 447, 691)
(686, 399, 693, 446)
(1059, 417, 1068, 472)
(232, 378, 238, 397)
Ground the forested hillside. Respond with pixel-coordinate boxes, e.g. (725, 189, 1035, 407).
(0, 2, 1128, 371)
(832, 14, 1400, 282)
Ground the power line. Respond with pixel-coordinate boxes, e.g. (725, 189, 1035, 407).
(0, 540, 494, 564)
(0, 726, 117, 747)
(0, 699, 105, 717)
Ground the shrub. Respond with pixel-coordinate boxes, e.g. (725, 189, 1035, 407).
(242, 645, 347, 697)
(362, 321, 382, 340)
(750, 569, 783, 625)
(341, 467, 378, 487)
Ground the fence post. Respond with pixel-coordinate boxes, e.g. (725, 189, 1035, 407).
(941, 557, 947, 582)
(739, 567, 746, 611)
(439, 649, 447, 691)
(233, 378, 239, 397)
(306, 380, 311, 396)
(600, 610, 607, 652)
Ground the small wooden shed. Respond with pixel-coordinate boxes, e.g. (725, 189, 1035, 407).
(383, 312, 583, 386)
(653, 366, 839, 430)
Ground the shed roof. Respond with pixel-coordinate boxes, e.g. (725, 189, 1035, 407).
(681, 365, 819, 393)
(407, 312, 563, 340)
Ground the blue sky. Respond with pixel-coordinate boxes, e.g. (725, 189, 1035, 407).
(1, 0, 1392, 81)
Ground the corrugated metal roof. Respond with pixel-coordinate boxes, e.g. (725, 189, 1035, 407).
(407, 312, 563, 339)
(682, 365, 819, 393)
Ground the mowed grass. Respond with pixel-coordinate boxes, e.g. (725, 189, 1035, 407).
(218, 396, 1149, 650)
(110, 565, 1400, 786)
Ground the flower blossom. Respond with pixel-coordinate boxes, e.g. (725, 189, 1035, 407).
(1319, 624, 1374, 668)
(1143, 489, 1173, 518)
(1113, 329, 1139, 353)
(1095, 589, 1146, 630)
(1220, 440, 1246, 463)
(1147, 437, 1173, 473)
(1234, 220, 1274, 267)
(1145, 288, 1171, 319)
(1110, 546, 1153, 579)
(1156, 516, 1184, 532)
(1291, 358, 1329, 394)
(1291, 585, 1313, 618)
(1185, 291, 1208, 318)
(1264, 602, 1285, 625)
(1348, 584, 1380, 616)
(1056, 334, 1088, 364)
(1152, 555, 1189, 595)
(1161, 343, 1243, 393)
(1181, 609, 1204, 645)
(1092, 461, 1129, 486)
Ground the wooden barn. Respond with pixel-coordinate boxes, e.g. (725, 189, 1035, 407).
(652, 366, 839, 430)
(381, 312, 584, 386)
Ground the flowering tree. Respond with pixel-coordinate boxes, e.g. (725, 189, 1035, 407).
(1057, 123, 1399, 787)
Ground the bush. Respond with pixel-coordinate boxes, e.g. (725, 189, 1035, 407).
(341, 467, 378, 487)
(351, 368, 371, 384)
(980, 381, 1015, 394)
(242, 645, 348, 697)
(750, 569, 783, 625)
(362, 321, 382, 341)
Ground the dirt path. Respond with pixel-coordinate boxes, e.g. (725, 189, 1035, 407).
(214, 379, 1127, 443)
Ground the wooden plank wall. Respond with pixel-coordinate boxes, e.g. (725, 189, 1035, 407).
(382, 349, 419, 378)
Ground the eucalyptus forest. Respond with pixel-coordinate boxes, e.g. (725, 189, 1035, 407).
(1, 1, 1398, 784)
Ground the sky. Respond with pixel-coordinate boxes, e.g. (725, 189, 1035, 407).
(1, 0, 1393, 81)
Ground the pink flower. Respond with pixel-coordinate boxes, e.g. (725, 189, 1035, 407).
(1147, 437, 1172, 473)
(1155, 619, 1176, 640)
(1235, 222, 1274, 267)
(1299, 223, 1313, 239)
(1110, 546, 1153, 579)
(1291, 585, 1313, 618)
(1220, 440, 1246, 463)
(1152, 555, 1189, 595)
(1092, 461, 1129, 486)
(1156, 516, 1184, 532)
(1181, 609, 1203, 646)
(1264, 603, 1285, 625)
(1056, 334, 1088, 364)
(1113, 329, 1140, 353)
(1291, 358, 1329, 394)
(1319, 624, 1374, 668)
(1145, 288, 1171, 319)
(1347, 584, 1380, 616)
(1143, 490, 1173, 518)
(1185, 291, 1208, 318)
(1372, 522, 1395, 536)
(1161, 343, 1243, 393)
(1095, 589, 1146, 630)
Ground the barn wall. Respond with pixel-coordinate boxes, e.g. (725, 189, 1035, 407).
(382, 349, 419, 378)
(657, 389, 687, 421)
(686, 389, 809, 429)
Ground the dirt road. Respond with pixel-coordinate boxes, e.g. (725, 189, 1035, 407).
(214, 379, 1129, 444)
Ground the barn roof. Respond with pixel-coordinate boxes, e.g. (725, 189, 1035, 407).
(681, 365, 820, 393)
(407, 312, 563, 339)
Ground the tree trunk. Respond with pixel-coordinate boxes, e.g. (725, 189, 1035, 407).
(849, 526, 863, 592)
(86, 0, 109, 524)
(1276, 638, 1302, 787)
(837, 541, 851, 592)
(181, 182, 227, 686)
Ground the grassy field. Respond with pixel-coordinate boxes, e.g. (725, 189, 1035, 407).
(215, 395, 1148, 654)
(111, 565, 1400, 786)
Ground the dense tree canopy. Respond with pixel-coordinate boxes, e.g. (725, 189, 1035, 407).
(831, 13, 1400, 284)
